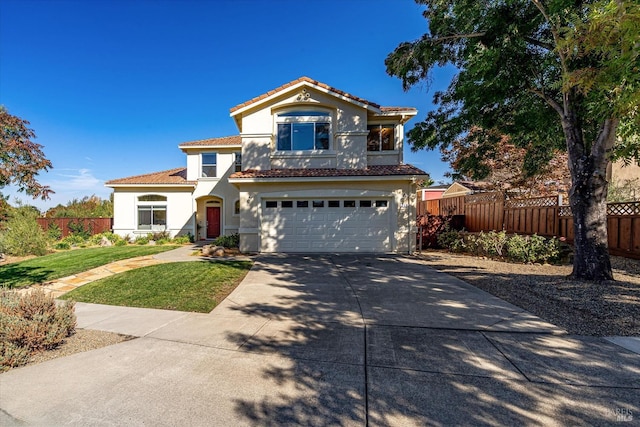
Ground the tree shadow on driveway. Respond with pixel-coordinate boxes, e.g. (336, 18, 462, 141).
(224, 254, 640, 426)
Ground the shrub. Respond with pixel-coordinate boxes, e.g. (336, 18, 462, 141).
(213, 233, 240, 248)
(87, 231, 123, 246)
(172, 235, 191, 244)
(135, 235, 150, 245)
(59, 233, 87, 247)
(505, 233, 561, 264)
(0, 289, 76, 371)
(67, 220, 91, 239)
(505, 234, 530, 263)
(151, 231, 170, 241)
(473, 230, 508, 257)
(54, 241, 71, 250)
(0, 206, 49, 256)
(437, 226, 466, 252)
(47, 223, 62, 241)
(438, 228, 562, 264)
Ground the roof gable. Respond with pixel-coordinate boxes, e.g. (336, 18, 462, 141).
(229, 77, 383, 117)
(230, 77, 416, 118)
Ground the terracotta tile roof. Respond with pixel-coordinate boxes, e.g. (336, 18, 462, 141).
(230, 76, 389, 113)
(105, 167, 195, 186)
(179, 135, 241, 147)
(230, 164, 427, 179)
(380, 106, 418, 113)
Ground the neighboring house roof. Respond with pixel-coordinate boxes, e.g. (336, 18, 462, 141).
(105, 167, 196, 187)
(179, 135, 241, 148)
(229, 76, 416, 118)
(422, 184, 450, 190)
(229, 164, 427, 180)
(442, 181, 491, 198)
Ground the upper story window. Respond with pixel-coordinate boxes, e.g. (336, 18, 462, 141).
(201, 153, 217, 178)
(276, 111, 331, 151)
(234, 152, 242, 172)
(367, 125, 395, 151)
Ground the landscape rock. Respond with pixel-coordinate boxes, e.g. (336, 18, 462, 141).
(99, 236, 113, 247)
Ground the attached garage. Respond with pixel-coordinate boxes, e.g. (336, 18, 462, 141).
(261, 198, 392, 252)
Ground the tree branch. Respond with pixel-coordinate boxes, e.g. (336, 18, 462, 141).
(524, 36, 554, 51)
(529, 88, 564, 117)
(428, 32, 486, 43)
(530, 0, 569, 75)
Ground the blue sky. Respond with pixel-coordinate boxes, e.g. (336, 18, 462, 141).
(1, 0, 456, 211)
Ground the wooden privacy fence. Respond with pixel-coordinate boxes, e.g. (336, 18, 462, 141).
(37, 217, 113, 238)
(418, 194, 640, 259)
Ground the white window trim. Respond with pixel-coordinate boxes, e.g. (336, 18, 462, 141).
(136, 201, 168, 232)
(201, 152, 217, 179)
(274, 108, 333, 152)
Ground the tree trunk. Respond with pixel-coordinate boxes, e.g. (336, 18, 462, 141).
(564, 115, 616, 281)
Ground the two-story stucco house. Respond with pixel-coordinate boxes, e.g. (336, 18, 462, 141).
(106, 77, 428, 253)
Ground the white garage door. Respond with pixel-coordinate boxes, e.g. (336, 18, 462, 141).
(261, 198, 392, 253)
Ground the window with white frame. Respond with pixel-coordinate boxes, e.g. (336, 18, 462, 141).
(276, 111, 331, 151)
(234, 200, 240, 215)
(201, 153, 217, 177)
(367, 124, 395, 151)
(234, 152, 242, 172)
(137, 195, 167, 230)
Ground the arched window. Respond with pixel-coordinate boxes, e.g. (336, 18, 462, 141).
(138, 195, 167, 202)
(234, 200, 240, 215)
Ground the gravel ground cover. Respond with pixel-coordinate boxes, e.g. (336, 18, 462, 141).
(416, 250, 640, 336)
(24, 330, 133, 367)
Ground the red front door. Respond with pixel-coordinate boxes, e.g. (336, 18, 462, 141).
(206, 207, 221, 239)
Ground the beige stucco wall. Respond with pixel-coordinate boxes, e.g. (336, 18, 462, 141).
(236, 179, 417, 254)
(112, 187, 195, 238)
(237, 86, 371, 171)
(611, 160, 640, 182)
(191, 152, 241, 240)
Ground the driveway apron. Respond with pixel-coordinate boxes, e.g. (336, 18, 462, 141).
(1, 254, 638, 426)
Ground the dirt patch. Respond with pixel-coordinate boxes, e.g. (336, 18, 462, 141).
(416, 250, 640, 336)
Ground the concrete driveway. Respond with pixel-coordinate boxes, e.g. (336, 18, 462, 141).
(1, 255, 638, 426)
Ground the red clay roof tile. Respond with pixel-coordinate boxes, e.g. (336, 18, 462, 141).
(179, 135, 241, 147)
(230, 76, 390, 113)
(105, 167, 195, 186)
(229, 164, 427, 179)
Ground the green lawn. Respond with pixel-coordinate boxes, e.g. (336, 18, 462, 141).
(60, 261, 253, 312)
(0, 246, 179, 289)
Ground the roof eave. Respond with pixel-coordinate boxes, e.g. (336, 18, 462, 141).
(179, 144, 242, 152)
(105, 183, 196, 189)
(230, 80, 381, 118)
(228, 174, 428, 184)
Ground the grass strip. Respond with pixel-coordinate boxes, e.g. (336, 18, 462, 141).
(60, 261, 253, 312)
(0, 246, 180, 289)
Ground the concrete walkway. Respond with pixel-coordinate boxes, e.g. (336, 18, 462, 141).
(1, 255, 638, 426)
